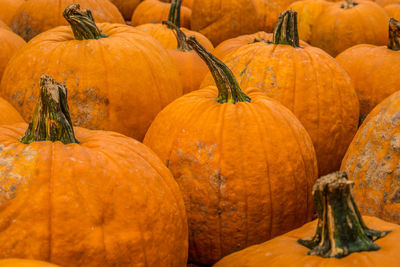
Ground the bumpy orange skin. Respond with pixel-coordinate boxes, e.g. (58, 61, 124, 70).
(0, 0, 24, 26)
(0, 123, 188, 267)
(0, 28, 25, 80)
(309, 0, 388, 56)
(110, 0, 142, 20)
(202, 42, 359, 175)
(0, 23, 182, 141)
(11, 0, 124, 41)
(136, 23, 214, 50)
(214, 216, 400, 267)
(341, 91, 400, 224)
(144, 87, 318, 265)
(336, 44, 400, 120)
(131, 0, 191, 28)
(0, 259, 59, 267)
(385, 3, 400, 19)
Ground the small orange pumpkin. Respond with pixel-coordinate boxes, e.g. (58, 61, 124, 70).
(214, 172, 400, 267)
(0, 259, 59, 267)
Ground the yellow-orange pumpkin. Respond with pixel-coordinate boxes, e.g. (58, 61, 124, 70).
(0, 75, 188, 267)
(11, 0, 124, 41)
(0, 259, 59, 267)
(144, 36, 318, 265)
(1, 4, 182, 141)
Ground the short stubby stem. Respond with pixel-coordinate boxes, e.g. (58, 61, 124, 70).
(388, 18, 400, 51)
(341, 0, 358, 9)
(273, 10, 300, 47)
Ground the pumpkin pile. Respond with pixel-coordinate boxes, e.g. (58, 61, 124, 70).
(0, 1, 398, 266)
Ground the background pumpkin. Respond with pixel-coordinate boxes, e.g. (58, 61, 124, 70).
(385, 4, 400, 19)
(0, 259, 59, 267)
(110, 0, 142, 20)
(144, 36, 318, 265)
(11, 0, 124, 41)
(0, 97, 24, 125)
(0, 75, 188, 267)
(202, 11, 360, 176)
(1, 5, 182, 141)
(0, 28, 25, 80)
(0, 0, 24, 26)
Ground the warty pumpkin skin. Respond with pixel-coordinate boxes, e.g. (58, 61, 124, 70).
(144, 36, 318, 265)
(131, 0, 191, 27)
(11, 0, 124, 41)
(0, 28, 25, 80)
(0, 0, 24, 26)
(1, 5, 182, 141)
(0, 259, 59, 267)
(336, 18, 400, 121)
(214, 172, 400, 267)
(110, 0, 142, 20)
(341, 90, 400, 224)
(0, 75, 188, 267)
(202, 11, 359, 176)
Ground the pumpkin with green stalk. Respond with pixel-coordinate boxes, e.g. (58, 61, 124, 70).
(0, 4, 182, 141)
(202, 10, 359, 176)
(0, 75, 188, 266)
(214, 172, 400, 267)
(144, 35, 318, 265)
(136, 0, 213, 50)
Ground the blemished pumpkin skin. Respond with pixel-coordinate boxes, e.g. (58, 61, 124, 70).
(0, 28, 25, 80)
(385, 3, 400, 20)
(131, 0, 191, 28)
(202, 11, 359, 176)
(0, 259, 59, 267)
(308, 0, 388, 56)
(214, 172, 400, 267)
(0, 75, 188, 267)
(110, 0, 142, 20)
(336, 18, 400, 121)
(11, 0, 124, 41)
(341, 90, 400, 224)
(0, 0, 24, 26)
(1, 5, 182, 141)
(144, 36, 318, 265)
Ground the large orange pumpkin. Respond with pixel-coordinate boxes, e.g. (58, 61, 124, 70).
(0, 75, 188, 267)
(341, 90, 400, 224)
(0, 259, 59, 267)
(336, 18, 400, 121)
(290, 0, 388, 56)
(110, 0, 142, 20)
(11, 0, 124, 41)
(1, 4, 182, 141)
(144, 36, 318, 265)
(0, 28, 25, 79)
(0, 0, 24, 26)
(214, 172, 400, 267)
(202, 10, 359, 175)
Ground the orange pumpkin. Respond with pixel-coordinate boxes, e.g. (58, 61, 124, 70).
(1, 4, 182, 141)
(11, 0, 124, 41)
(110, 0, 142, 20)
(182, 0, 194, 8)
(341, 90, 400, 224)
(0, 0, 24, 26)
(214, 172, 400, 267)
(0, 28, 25, 79)
(290, 0, 388, 56)
(0, 97, 24, 125)
(163, 21, 208, 94)
(0, 75, 188, 266)
(131, 0, 191, 27)
(385, 4, 400, 20)
(202, 10, 359, 176)
(376, 0, 400, 6)
(0, 259, 59, 267)
(336, 18, 400, 121)
(144, 36, 318, 265)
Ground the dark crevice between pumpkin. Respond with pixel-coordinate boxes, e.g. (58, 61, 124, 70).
(186, 36, 251, 104)
(341, 0, 358, 9)
(298, 172, 391, 258)
(162, 20, 191, 51)
(388, 18, 400, 51)
(20, 75, 79, 145)
(168, 0, 182, 28)
(63, 4, 107, 40)
(273, 10, 300, 48)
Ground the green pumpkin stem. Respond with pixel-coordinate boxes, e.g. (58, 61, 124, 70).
(341, 0, 358, 9)
(63, 4, 107, 40)
(168, 0, 182, 28)
(20, 75, 79, 145)
(298, 172, 391, 258)
(388, 18, 400, 51)
(186, 36, 251, 104)
(273, 10, 300, 47)
(162, 20, 191, 51)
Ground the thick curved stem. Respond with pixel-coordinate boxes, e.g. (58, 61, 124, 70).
(63, 4, 107, 40)
(388, 18, 400, 51)
(341, 0, 358, 9)
(273, 10, 300, 47)
(186, 36, 250, 104)
(162, 20, 191, 51)
(298, 172, 391, 258)
(20, 75, 79, 145)
(168, 0, 182, 27)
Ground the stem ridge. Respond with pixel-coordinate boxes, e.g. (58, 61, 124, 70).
(273, 10, 300, 47)
(168, 0, 182, 28)
(388, 18, 400, 51)
(162, 20, 191, 51)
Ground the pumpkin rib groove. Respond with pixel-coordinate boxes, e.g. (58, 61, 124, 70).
(97, 39, 111, 126)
